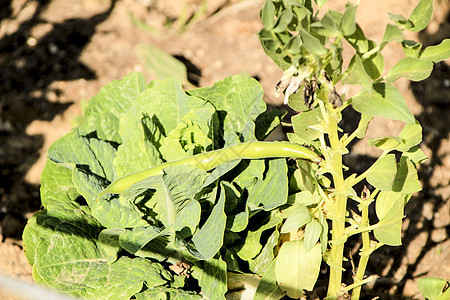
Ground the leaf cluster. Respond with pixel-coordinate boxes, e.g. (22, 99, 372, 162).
(22, 73, 312, 299)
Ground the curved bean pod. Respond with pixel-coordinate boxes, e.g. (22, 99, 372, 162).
(97, 141, 320, 200)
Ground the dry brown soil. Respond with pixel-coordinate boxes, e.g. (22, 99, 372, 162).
(0, 0, 449, 299)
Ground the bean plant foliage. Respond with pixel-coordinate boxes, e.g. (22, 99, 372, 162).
(23, 0, 449, 299)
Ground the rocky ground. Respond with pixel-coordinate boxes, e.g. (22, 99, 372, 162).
(0, 0, 449, 299)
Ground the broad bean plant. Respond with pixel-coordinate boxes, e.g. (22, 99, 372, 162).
(23, 0, 449, 299)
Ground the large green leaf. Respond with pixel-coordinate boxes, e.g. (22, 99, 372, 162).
(48, 129, 106, 178)
(24, 213, 169, 299)
(344, 54, 373, 90)
(115, 114, 163, 177)
(393, 156, 422, 193)
(192, 257, 227, 300)
(79, 72, 147, 143)
(254, 258, 284, 300)
(417, 277, 449, 300)
(304, 218, 322, 252)
(190, 184, 227, 260)
(275, 240, 321, 295)
(374, 195, 404, 246)
(280, 204, 312, 233)
(300, 29, 327, 56)
(261, 0, 276, 30)
(408, 0, 433, 32)
(236, 211, 282, 261)
(352, 83, 415, 124)
(366, 154, 397, 191)
(419, 39, 450, 63)
(188, 75, 266, 144)
(247, 158, 288, 211)
(292, 109, 323, 141)
(340, 3, 357, 36)
(386, 57, 433, 82)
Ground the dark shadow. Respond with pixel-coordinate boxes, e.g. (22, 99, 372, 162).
(0, 0, 117, 240)
(173, 54, 202, 86)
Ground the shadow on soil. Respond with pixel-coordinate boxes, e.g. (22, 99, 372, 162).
(0, 0, 116, 240)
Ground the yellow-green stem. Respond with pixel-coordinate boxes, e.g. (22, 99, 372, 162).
(326, 111, 348, 299)
(351, 202, 371, 299)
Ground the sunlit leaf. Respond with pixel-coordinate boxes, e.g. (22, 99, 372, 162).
(352, 83, 415, 124)
(408, 0, 433, 32)
(366, 154, 397, 191)
(275, 240, 321, 295)
(386, 57, 433, 82)
(419, 39, 450, 63)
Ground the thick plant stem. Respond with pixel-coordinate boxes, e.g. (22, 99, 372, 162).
(326, 112, 348, 299)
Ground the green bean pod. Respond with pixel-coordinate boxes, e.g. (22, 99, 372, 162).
(97, 141, 320, 200)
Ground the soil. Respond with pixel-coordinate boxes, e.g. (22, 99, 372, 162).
(0, 0, 449, 299)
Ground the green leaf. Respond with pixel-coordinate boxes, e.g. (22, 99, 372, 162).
(236, 211, 282, 261)
(393, 156, 422, 193)
(386, 57, 434, 82)
(286, 34, 303, 54)
(48, 129, 105, 178)
(129, 77, 209, 138)
(320, 11, 341, 37)
(115, 114, 163, 177)
(388, 13, 413, 30)
(98, 228, 124, 259)
(119, 226, 162, 254)
(314, 0, 328, 9)
(73, 168, 147, 228)
(280, 205, 312, 233)
(135, 287, 202, 300)
(362, 51, 385, 80)
(376, 190, 404, 220)
(356, 114, 373, 139)
(417, 277, 448, 300)
(191, 184, 226, 260)
(273, 7, 293, 33)
(408, 0, 433, 32)
(292, 109, 323, 141)
(396, 123, 422, 152)
(352, 83, 415, 124)
(381, 24, 404, 50)
(135, 44, 189, 85)
(275, 240, 321, 295)
(194, 257, 227, 300)
(340, 4, 357, 36)
(159, 107, 214, 162)
(287, 191, 321, 207)
(249, 228, 280, 275)
(125, 165, 207, 232)
(403, 146, 428, 164)
(366, 154, 397, 191)
(188, 75, 266, 143)
(247, 159, 288, 211)
(419, 39, 450, 63)
(39, 160, 80, 209)
(304, 218, 322, 252)
(254, 259, 284, 300)
(402, 40, 422, 58)
(79, 72, 147, 143)
(374, 195, 404, 246)
(25, 213, 169, 299)
(368, 136, 403, 151)
(261, 0, 276, 30)
(300, 29, 328, 56)
(258, 29, 292, 70)
(344, 54, 373, 90)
